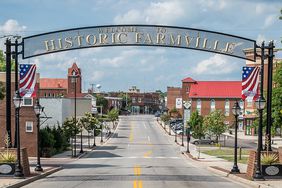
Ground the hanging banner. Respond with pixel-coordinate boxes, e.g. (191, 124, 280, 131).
(176, 98, 182, 109)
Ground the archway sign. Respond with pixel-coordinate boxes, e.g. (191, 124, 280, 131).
(4, 25, 275, 153)
(22, 25, 256, 61)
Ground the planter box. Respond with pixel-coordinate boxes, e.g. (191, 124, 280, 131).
(0, 163, 16, 176)
(262, 164, 282, 179)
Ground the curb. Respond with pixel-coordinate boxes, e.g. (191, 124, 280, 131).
(182, 151, 273, 188)
(7, 166, 62, 188)
(207, 166, 273, 188)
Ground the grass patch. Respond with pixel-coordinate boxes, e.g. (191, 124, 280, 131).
(201, 148, 250, 164)
(202, 148, 249, 156)
(219, 156, 249, 164)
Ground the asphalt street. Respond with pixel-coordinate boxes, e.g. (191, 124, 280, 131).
(24, 115, 247, 188)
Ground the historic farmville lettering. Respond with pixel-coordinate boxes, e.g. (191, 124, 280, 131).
(44, 26, 237, 54)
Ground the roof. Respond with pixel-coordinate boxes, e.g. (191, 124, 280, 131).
(182, 77, 196, 83)
(189, 81, 241, 98)
(40, 78, 68, 89)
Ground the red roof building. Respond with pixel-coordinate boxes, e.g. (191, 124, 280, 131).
(168, 77, 243, 128)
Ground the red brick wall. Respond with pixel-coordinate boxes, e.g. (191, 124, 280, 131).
(167, 87, 182, 115)
(190, 98, 239, 125)
(0, 74, 38, 157)
(39, 88, 67, 98)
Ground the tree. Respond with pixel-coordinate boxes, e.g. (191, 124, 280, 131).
(203, 110, 227, 142)
(0, 49, 15, 72)
(273, 61, 282, 136)
(118, 92, 132, 110)
(160, 114, 170, 124)
(107, 109, 119, 128)
(96, 95, 108, 113)
(189, 111, 205, 139)
(280, 9, 282, 20)
(80, 112, 100, 147)
(0, 81, 5, 100)
(62, 117, 81, 141)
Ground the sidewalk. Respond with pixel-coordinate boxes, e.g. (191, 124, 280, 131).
(0, 121, 119, 188)
(156, 119, 282, 188)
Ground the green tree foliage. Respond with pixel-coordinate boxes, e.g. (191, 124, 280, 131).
(118, 92, 132, 110)
(160, 114, 170, 124)
(0, 49, 15, 72)
(62, 117, 81, 139)
(204, 110, 227, 142)
(273, 62, 282, 135)
(39, 126, 56, 157)
(0, 81, 5, 100)
(189, 111, 205, 139)
(51, 125, 69, 152)
(280, 9, 282, 20)
(96, 95, 108, 113)
(107, 109, 119, 128)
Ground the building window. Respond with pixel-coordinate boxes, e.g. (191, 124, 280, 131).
(224, 99, 230, 116)
(210, 99, 216, 112)
(44, 93, 47, 97)
(138, 98, 142, 103)
(186, 86, 190, 93)
(22, 97, 33, 106)
(25, 121, 33, 133)
(196, 99, 201, 115)
(49, 93, 51, 97)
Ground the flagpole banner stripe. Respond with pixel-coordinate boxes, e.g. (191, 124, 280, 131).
(19, 64, 37, 97)
(242, 66, 260, 100)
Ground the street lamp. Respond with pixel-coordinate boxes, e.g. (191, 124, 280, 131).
(13, 91, 24, 178)
(231, 101, 240, 174)
(71, 72, 78, 157)
(174, 123, 177, 143)
(33, 99, 44, 172)
(253, 96, 266, 180)
(100, 122, 103, 143)
(186, 125, 191, 153)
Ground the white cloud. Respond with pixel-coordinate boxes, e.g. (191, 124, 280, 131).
(263, 14, 276, 28)
(0, 19, 27, 50)
(0, 19, 26, 35)
(256, 34, 267, 44)
(192, 54, 236, 75)
(114, 1, 185, 24)
(91, 71, 105, 81)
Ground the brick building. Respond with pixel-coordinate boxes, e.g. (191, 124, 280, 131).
(166, 87, 182, 115)
(167, 77, 243, 128)
(39, 63, 82, 98)
(0, 72, 39, 157)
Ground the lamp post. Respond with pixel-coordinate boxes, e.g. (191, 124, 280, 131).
(253, 96, 266, 180)
(93, 126, 96, 147)
(231, 101, 240, 174)
(100, 122, 103, 143)
(186, 125, 190, 153)
(34, 99, 43, 172)
(13, 91, 24, 178)
(174, 123, 177, 143)
(71, 72, 78, 157)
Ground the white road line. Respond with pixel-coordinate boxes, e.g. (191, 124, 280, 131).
(143, 123, 147, 129)
(86, 156, 181, 160)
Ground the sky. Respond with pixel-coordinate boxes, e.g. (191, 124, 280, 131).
(0, 0, 281, 92)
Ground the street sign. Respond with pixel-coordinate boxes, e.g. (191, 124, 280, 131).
(176, 98, 182, 109)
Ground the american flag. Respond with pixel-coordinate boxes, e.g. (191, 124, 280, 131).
(242, 66, 260, 100)
(19, 64, 37, 97)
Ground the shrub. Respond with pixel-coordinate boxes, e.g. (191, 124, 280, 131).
(261, 153, 279, 165)
(0, 152, 16, 163)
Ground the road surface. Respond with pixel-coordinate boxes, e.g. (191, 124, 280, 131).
(24, 115, 247, 188)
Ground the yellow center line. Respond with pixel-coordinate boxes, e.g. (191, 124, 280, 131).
(133, 166, 143, 188)
(143, 150, 152, 157)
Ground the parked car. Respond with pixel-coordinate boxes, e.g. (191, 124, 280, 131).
(191, 138, 217, 145)
(154, 111, 161, 117)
